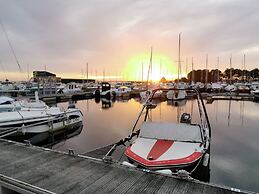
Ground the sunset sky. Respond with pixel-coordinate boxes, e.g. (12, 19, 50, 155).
(0, 0, 259, 81)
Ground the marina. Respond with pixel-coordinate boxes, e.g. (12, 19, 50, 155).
(1, 95, 258, 193)
(1, 1, 259, 193)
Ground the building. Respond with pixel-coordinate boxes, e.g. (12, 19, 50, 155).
(33, 71, 58, 83)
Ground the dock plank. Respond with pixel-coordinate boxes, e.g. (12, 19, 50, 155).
(156, 178, 180, 194)
(0, 139, 249, 194)
(108, 169, 145, 194)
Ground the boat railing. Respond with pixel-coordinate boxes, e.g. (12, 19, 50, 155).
(103, 87, 211, 161)
(0, 114, 69, 138)
(148, 88, 211, 141)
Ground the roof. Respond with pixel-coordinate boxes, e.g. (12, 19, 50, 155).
(33, 71, 56, 77)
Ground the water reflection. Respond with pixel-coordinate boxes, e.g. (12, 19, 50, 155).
(6, 125, 83, 148)
(101, 98, 113, 109)
(6, 97, 258, 192)
(59, 98, 258, 192)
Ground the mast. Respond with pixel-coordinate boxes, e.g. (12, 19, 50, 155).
(217, 56, 219, 83)
(86, 63, 88, 80)
(146, 47, 153, 90)
(205, 54, 208, 85)
(0, 19, 23, 73)
(243, 54, 246, 82)
(230, 54, 232, 84)
(191, 57, 194, 83)
(177, 33, 181, 83)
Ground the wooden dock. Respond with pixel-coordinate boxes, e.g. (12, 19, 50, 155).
(38, 92, 94, 103)
(0, 139, 252, 194)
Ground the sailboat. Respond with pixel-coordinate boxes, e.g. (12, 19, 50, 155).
(140, 47, 163, 100)
(124, 88, 211, 173)
(237, 54, 250, 93)
(224, 55, 237, 93)
(167, 33, 187, 101)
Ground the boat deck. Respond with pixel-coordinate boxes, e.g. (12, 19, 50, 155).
(0, 139, 251, 194)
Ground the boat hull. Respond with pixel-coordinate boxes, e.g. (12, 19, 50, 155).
(125, 136, 203, 171)
(0, 108, 83, 136)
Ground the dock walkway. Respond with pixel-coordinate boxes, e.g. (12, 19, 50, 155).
(0, 139, 251, 194)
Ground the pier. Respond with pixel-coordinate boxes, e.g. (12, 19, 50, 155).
(38, 92, 94, 103)
(0, 139, 251, 194)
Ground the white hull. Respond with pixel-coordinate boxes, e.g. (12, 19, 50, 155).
(140, 90, 162, 100)
(167, 90, 186, 101)
(0, 107, 82, 135)
(125, 122, 205, 170)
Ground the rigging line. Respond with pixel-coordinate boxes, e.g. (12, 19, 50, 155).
(146, 47, 152, 91)
(0, 19, 23, 73)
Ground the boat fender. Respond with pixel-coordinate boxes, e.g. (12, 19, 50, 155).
(121, 161, 136, 168)
(24, 140, 31, 146)
(155, 169, 172, 175)
(202, 153, 210, 167)
(177, 170, 190, 179)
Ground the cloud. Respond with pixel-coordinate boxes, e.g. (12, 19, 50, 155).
(0, 0, 258, 80)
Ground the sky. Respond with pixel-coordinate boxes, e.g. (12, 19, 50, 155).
(0, 0, 259, 81)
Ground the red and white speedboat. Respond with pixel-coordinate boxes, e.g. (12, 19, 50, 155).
(124, 88, 211, 173)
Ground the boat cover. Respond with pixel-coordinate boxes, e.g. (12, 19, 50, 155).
(139, 122, 202, 142)
(0, 96, 15, 105)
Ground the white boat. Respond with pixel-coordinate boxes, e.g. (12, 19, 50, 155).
(211, 83, 223, 92)
(140, 89, 163, 100)
(0, 104, 83, 137)
(57, 82, 82, 94)
(115, 86, 132, 98)
(237, 84, 250, 93)
(124, 88, 211, 173)
(167, 83, 187, 101)
(0, 94, 47, 112)
(167, 89, 186, 101)
(224, 84, 237, 92)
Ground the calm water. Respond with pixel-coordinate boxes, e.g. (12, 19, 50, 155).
(54, 98, 259, 193)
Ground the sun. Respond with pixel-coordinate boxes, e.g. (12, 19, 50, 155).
(123, 53, 178, 81)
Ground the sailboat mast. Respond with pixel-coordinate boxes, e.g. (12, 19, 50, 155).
(191, 57, 194, 83)
(86, 63, 88, 80)
(217, 56, 220, 83)
(230, 54, 232, 84)
(146, 47, 153, 90)
(205, 54, 208, 85)
(177, 33, 181, 83)
(243, 54, 246, 82)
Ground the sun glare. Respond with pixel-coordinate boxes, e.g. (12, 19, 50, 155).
(123, 53, 177, 81)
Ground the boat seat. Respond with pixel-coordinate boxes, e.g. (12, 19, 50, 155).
(139, 121, 202, 142)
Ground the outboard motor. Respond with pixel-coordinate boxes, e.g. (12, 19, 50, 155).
(180, 113, 191, 124)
